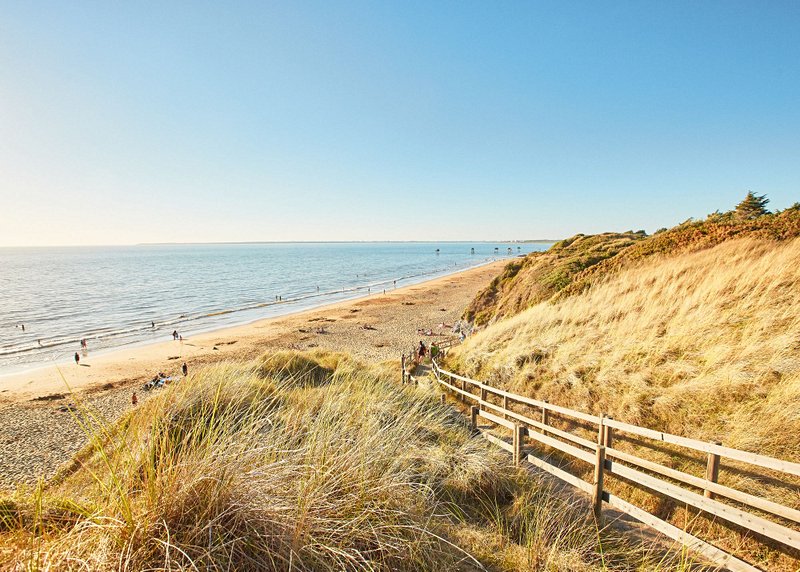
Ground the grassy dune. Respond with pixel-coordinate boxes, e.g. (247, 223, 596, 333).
(0, 350, 689, 571)
(465, 205, 800, 328)
(464, 232, 645, 326)
(450, 237, 800, 454)
(447, 237, 800, 569)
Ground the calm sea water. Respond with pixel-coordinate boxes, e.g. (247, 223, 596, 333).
(0, 242, 549, 374)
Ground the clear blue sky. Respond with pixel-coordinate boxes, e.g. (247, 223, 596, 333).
(1, 1, 798, 246)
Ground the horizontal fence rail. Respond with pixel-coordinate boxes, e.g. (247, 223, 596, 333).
(428, 358, 800, 572)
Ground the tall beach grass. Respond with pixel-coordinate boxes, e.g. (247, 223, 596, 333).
(447, 237, 800, 570)
(0, 350, 695, 571)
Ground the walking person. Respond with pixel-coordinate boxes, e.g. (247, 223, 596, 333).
(172, 330, 178, 340)
(131, 392, 138, 406)
(182, 362, 188, 377)
(74, 352, 80, 365)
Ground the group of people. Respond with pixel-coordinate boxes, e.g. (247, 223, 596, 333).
(133, 361, 188, 404)
(413, 320, 476, 363)
(72, 338, 91, 364)
(416, 340, 440, 361)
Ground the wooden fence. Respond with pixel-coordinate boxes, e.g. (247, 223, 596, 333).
(428, 359, 800, 572)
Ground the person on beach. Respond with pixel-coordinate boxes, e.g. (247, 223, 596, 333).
(151, 321, 155, 328)
(21, 324, 25, 332)
(131, 392, 138, 406)
(74, 352, 80, 365)
(172, 330, 178, 340)
(182, 362, 188, 376)
(418, 341, 427, 360)
(80, 338, 87, 349)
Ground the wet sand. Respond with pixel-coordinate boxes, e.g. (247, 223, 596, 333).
(0, 259, 506, 488)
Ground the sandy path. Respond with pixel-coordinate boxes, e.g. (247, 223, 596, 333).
(0, 260, 505, 488)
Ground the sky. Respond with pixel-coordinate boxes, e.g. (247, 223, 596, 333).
(1, 1, 798, 246)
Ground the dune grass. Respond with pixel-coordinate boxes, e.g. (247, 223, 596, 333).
(450, 238, 800, 450)
(447, 237, 800, 570)
(0, 350, 699, 571)
(465, 205, 800, 329)
(464, 232, 645, 326)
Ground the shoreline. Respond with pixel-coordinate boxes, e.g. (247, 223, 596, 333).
(0, 257, 507, 487)
(0, 256, 508, 378)
(0, 259, 507, 404)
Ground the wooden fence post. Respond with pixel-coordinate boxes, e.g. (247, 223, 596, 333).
(503, 394, 509, 420)
(470, 406, 479, 432)
(461, 378, 466, 402)
(705, 441, 722, 499)
(401, 354, 406, 384)
(513, 424, 524, 466)
(597, 414, 606, 445)
(541, 400, 549, 434)
(593, 445, 606, 520)
(480, 386, 487, 410)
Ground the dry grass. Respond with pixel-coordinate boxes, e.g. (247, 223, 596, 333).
(451, 238, 800, 451)
(465, 205, 800, 329)
(0, 350, 695, 571)
(447, 237, 800, 570)
(464, 233, 645, 326)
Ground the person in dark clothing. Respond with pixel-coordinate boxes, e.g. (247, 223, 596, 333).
(172, 330, 178, 340)
(418, 341, 427, 359)
(74, 352, 80, 365)
(182, 362, 188, 376)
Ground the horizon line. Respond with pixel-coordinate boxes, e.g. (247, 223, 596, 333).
(0, 239, 561, 249)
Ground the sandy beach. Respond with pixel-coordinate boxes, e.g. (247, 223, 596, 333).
(0, 259, 506, 488)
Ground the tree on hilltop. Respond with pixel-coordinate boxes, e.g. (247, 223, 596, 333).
(735, 192, 770, 220)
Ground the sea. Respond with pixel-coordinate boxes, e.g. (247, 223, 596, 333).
(0, 242, 549, 375)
